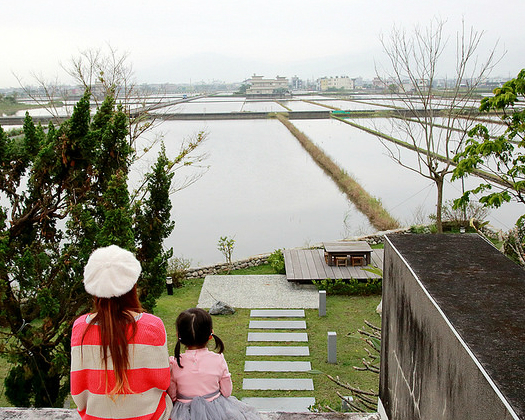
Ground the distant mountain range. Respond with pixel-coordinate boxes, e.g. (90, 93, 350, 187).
(135, 51, 378, 84)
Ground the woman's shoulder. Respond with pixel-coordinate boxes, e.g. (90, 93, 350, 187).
(71, 314, 91, 345)
(73, 313, 89, 325)
(72, 314, 90, 332)
(134, 313, 168, 345)
(139, 312, 165, 327)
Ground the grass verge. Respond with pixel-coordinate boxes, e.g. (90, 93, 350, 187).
(217, 264, 277, 276)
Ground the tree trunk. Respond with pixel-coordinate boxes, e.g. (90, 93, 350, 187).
(435, 176, 444, 234)
(32, 353, 62, 407)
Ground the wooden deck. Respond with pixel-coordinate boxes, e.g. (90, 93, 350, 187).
(284, 248, 383, 283)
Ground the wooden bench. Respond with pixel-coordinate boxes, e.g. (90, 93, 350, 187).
(335, 256, 348, 267)
(351, 256, 365, 266)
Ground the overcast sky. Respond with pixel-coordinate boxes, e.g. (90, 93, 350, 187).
(2, 0, 524, 88)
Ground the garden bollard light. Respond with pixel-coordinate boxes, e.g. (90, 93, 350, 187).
(328, 331, 337, 363)
(166, 276, 173, 295)
(319, 290, 326, 317)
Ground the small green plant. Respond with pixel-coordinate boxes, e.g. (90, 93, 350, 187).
(167, 256, 192, 288)
(409, 224, 436, 234)
(267, 249, 285, 274)
(327, 321, 380, 412)
(217, 236, 235, 272)
(309, 320, 380, 413)
(503, 215, 525, 266)
(313, 278, 382, 296)
(444, 199, 489, 229)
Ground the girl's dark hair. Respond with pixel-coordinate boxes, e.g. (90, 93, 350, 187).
(174, 308, 224, 368)
(82, 285, 143, 395)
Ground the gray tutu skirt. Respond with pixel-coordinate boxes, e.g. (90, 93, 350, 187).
(170, 390, 261, 420)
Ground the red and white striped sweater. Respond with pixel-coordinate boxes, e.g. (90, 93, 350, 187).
(71, 312, 173, 420)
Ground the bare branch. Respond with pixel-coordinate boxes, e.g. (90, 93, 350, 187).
(375, 19, 500, 232)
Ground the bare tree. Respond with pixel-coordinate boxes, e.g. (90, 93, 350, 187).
(17, 45, 208, 199)
(64, 46, 165, 147)
(376, 19, 499, 232)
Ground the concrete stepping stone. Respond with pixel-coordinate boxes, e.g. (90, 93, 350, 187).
(242, 397, 315, 412)
(250, 309, 305, 318)
(243, 378, 314, 390)
(247, 332, 308, 342)
(246, 346, 310, 356)
(249, 320, 306, 330)
(244, 361, 311, 372)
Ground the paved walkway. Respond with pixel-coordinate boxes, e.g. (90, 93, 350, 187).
(197, 275, 319, 309)
(242, 309, 315, 412)
(198, 275, 320, 412)
(196, 274, 377, 417)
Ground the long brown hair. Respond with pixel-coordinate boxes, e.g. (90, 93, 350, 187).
(83, 285, 143, 396)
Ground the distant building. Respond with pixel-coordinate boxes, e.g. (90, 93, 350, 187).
(290, 75, 304, 90)
(414, 78, 430, 89)
(319, 76, 355, 91)
(246, 75, 290, 97)
(372, 77, 386, 89)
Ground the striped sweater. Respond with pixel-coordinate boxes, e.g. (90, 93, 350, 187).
(71, 313, 173, 420)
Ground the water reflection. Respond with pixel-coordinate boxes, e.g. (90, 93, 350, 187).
(133, 119, 372, 266)
(291, 118, 523, 230)
(6, 95, 522, 266)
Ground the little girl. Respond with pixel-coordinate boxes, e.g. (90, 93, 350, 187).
(168, 308, 261, 420)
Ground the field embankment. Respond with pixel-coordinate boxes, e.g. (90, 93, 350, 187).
(334, 116, 512, 189)
(276, 113, 400, 231)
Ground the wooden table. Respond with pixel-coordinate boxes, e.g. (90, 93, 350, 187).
(323, 241, 372, 266)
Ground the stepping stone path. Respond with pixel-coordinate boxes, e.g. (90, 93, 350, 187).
(244, 361, 312, 372)
(241, 309, 315, 412)
(247, 332, 309, 342)
(249, 320, 307, 329)
(246, 346, 310, 356)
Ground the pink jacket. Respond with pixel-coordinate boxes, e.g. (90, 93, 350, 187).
(168, 348, 232, 402)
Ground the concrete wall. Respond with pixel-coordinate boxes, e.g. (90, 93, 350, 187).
(379, 234, 523, 420)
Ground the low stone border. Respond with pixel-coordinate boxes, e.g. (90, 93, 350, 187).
(184, 228, 408, 279)
(185, 254, 271, 279)
(184, 225, 504, 280)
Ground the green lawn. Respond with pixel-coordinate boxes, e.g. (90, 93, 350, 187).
(217, 263, 277, 276)
(0, 356, 9, 407)
(1, 276, 381, 411)
(158, 277, 381, 411)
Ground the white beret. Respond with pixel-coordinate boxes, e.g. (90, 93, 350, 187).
(83, 245, 142, 298)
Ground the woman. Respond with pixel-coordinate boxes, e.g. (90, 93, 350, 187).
(71, 245, 173, 420)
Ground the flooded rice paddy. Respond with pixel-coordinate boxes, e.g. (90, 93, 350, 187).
(5, 94, 522, 266)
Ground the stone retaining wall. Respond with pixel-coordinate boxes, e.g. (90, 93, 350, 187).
(183, 225, 502, 280)
(184, 228, 411, 279)
(185, 254, 271, 279)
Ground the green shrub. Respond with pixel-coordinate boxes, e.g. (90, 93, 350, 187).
(167, 256, 192, 288)
(267, 249, 286, 274)
(313, 277, 382, 295)
(503, 215, 525, 265)
(409, 224, 437, 234)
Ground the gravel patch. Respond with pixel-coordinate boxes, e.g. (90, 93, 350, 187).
(197, 275, 319, 309)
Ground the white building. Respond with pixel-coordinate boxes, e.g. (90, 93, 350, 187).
(319, 76, 355, 91)
(246, 75, 289, 97)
